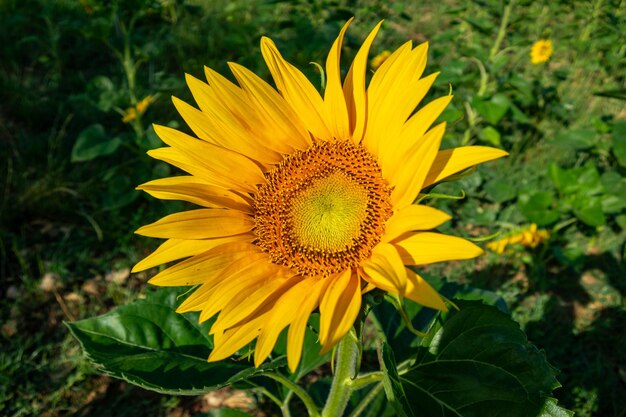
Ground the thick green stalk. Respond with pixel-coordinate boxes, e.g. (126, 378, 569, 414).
(321, 331, 360, 417)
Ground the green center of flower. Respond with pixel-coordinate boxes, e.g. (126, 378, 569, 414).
(254, 140, 392, 277)
(290, 171, 369, 252)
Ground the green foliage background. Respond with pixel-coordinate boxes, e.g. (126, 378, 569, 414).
(1, 0, 624, 416)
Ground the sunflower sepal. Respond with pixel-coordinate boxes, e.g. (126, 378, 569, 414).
(383, 293, 429, 338)
(415, 189, 466, 204)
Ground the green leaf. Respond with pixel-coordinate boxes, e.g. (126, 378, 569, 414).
(616, 214, 626, 230)
(379, 343, 414, 417)
(573, 197, 606, 227)
(439, 102, 464, 123)
(510, 103, 531, 124)
(371, 277, 506, 364)
(102, 173, 140, 210)
(473, 94, 510, 125)
(612, 120, 626, 166)
(518, 191, 560, 226)
(601, 193, 626, 214)
(576, 163, 604, 195)
(71, 124, 122, 162)
(549, 164, 578, 194)
(477, 126, 502, 146)
(551, 128, 596, 150)
(400, 301, 569, 417)
(539, 397, 575, 416)
(66, 287, 284, 395)
(484, 178, 516, 203)
(87, 75, 118, 112)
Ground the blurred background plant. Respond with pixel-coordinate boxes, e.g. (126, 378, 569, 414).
(1, 0, 624, 416)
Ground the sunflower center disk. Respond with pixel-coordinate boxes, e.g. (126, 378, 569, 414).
(254, 141, 392, 277)
(291, 171, 369, 252)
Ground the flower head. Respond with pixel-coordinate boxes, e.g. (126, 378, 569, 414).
(487, 224, 550, 254)
(530, 39, 553, 64)
(122, 95, 153, 123)
(133, 19, 507, 372)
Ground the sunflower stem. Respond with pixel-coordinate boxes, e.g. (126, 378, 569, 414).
(489, 0, 515, 62)
(263, 372, 320, 417)
(321, 329, 360, 417)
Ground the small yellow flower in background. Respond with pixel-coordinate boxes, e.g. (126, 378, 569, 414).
(122, 108, 138, 123)
(133, 19, 507, 372)
(370, 50, 391, 70)
(122, 95, 153, 123)
(136, 95, 153, 114)
(487, 224, 550, 254)
(530, 39, 553, 64)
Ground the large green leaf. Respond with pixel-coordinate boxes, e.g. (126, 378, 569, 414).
(371, 277, 506, 364)
(551, 128, 596, 150)
(380, 343, 414, 417)
(67, 287, 285, 395)
(397, 301, 569, 417)
(71, 123, 122, 162)
(518, 191, 560, 226)
(484, 178, 516, 203)
(473, 94, 510, 125)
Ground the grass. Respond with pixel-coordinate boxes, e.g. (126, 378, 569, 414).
(1, 0, 625, 416)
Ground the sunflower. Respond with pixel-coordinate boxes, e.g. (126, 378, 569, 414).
(530, 39, 553, 64)
(132, 19, 507, 372)
(487, 224, 550, 254)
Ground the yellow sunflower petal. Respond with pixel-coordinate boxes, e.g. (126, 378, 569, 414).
(347, 38, 411, 138)
(208, 312, 269, 363)
(405, 268, 448, 311)
(176, 252, 269, 313)
(137, 176, 252, 212)
(324, 18, 352, 140)
(260, 37, 331, 140)
(381, 205, 452, 243)
(393, 232, 484, 265)
(153, 124, 264, 193)
(423, 146, 509, 188)
(342, 20, 383, 142)
(228, 62, 311, 151)
(147, 147, 226, 186)
(210, 276, 295, 335)
(390, 122, 446, 209)
(185, 73, 247, 123)
(198, 259, 286, 323)
(171, 95, 281, 166)
(363, 43, 430, 156)
(135, 209, 254, 239)
(202, 66, 253, 118)
(286, 278, 328, 372)
(319, 270, 361, 353)
(361, 243, 408, 296)
(254, 277, 321, 367)
(147, 242, 257, 287)
(381, 94, 452, 173)
(132, 235, 252, 273)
